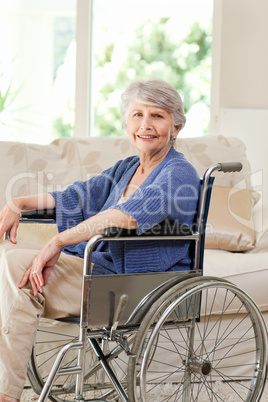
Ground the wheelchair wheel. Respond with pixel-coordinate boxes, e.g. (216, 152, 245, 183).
(27, 318, 131, 401)
(128, 276, 267, 401)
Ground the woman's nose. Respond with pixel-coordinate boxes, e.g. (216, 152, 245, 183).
(140, 116, 152, 130)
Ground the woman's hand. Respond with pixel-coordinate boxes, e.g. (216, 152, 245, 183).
(0, 200, 21, 243)
(19, 237, 62, 296)
(0, 194, 56, 244)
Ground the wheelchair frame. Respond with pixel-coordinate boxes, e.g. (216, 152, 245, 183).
(18, 162, 267, 402)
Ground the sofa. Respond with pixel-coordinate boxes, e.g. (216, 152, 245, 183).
(1, 134, 268, 385)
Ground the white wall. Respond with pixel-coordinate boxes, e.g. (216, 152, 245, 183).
(220, 109, 268, 229)
(220, 0, 268, 109)
(211, 0, 268, 228)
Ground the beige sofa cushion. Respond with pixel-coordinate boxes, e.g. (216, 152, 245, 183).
(176, 135, 251, 188)
(17, 223, 58, 244)
(205, 186, 260, 251)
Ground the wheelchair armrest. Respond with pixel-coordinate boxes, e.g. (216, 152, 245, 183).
(103, 221, 193, 238)
(20, 209, 56, 221)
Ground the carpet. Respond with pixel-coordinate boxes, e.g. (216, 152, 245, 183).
(21, 382, 268, 401)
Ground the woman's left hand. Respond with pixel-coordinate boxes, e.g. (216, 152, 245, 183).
(19, 237, 62, 296)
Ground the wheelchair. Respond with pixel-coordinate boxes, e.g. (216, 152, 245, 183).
(18, 162, 267, 401)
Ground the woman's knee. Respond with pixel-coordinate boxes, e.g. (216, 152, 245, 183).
(0, 242, 40, 288)
(0, 243, 44, 326)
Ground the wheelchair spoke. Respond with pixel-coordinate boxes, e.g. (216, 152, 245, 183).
(128, 277, 267, 401)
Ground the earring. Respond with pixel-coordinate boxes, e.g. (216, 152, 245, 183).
(170, 137, 176, 147)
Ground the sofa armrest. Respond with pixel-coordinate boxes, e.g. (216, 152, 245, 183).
(252, 227, 268, 253)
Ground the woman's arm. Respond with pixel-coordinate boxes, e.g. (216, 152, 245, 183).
(0, 193, 55, 243)
(57, 208, 137, 248)
(19, 208, 137, 296)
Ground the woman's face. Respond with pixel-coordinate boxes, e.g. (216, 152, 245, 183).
(125, 101, 180, 159)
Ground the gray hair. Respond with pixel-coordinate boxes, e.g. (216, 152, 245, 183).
(121, 79, 186, 129)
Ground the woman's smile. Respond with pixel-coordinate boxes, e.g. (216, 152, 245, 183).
(137, 134, 157, 140)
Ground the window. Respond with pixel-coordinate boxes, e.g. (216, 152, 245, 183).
(89, 0, 213, 138)
(0, 0, 76, 144)
(0, 0, 213, 143)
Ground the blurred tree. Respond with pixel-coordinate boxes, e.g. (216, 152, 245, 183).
(93, 18, 211, 137)
(53, 116, 72, 137)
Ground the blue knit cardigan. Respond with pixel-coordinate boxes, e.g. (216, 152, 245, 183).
(50, 147, 200, 275)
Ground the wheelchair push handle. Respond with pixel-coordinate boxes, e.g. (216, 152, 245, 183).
(205, 162, 243, 180)
(217, 162, 243, 173)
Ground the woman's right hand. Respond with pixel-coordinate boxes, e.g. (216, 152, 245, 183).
(0, 199, 21, 243)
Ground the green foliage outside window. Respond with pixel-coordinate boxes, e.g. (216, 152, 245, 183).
(53, 17, 211, 138)
(93, 18, 211, 137)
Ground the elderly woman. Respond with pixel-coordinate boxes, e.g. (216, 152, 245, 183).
(0, 79, 200, 402)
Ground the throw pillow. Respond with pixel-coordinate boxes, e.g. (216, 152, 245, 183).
(205, 186, 260, 251)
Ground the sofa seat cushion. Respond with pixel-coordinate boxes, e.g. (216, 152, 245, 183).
(17, 223, 58, 244)
(204, 249, 268, 312)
